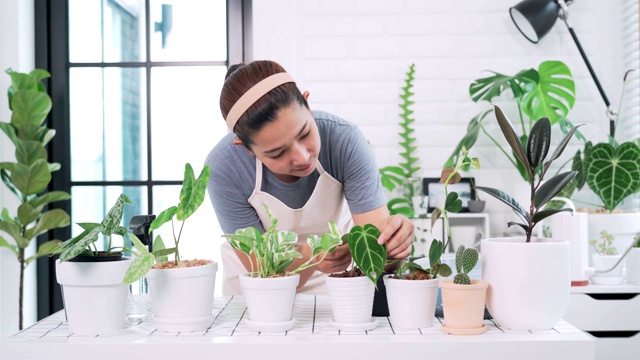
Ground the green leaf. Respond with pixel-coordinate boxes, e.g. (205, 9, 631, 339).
(176, 164, 210, 221)
(526, 117, 551, 169)
(59, 227, 100, 261)
(0, 159, 51, 195)
(347, 224, 387, 285)
(223, 227, 261, 257)
(469, 69, 537, 103)
(444, 191, 462, 213)
(475, 186, 529, 223)
(532, 208, 573, 224)
(0, 122, 19, 145)
(584, 142, 640, 211)
(17, 201, 40, 225)
(28, 69, 51, 83)
(387, 197, 414, 217)
(149, 206, 177, 232)
(29, 191, 71, 208)
(24, 209, 70, 240)
(494, 106, 532, 178)
(26, 240, 62, 265)
(152, 235, 168, 262)
(15, 140, 47, 166)
(428, 239, 444, 271)
(10, 89, 52, 127)
(0, 236, 19, 256)
(379, 165, 406, 192)
(437, 263, 453, 277)
(123, 253, 155, 284)
(0, 219, 29, 248)
(130, 233, 150, 254)
(152, 247, 177, 259)
(7, 70, 38, 93)
(534, 171, 578, 209)
(542, 124, 583, 176)
(521, 61, 575, 124)
(430, 208, 442, 230)
(100, 193, 132, 236)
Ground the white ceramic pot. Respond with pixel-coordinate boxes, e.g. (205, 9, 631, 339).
(590, 254, 624, 285)
(481, 237, 571, 331)
(588, 213, 640, 257)
(239, 273, 299, 332)
(383, 275, 439, 329)
(326, 275, 376, 330)
(626, 248, 640, 285)
(146, 261, 217, 332)
(56, 257, 133, 335)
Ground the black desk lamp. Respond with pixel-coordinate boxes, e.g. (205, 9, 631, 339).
(509, 0, 617, 137)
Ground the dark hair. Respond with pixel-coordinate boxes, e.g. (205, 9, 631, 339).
(220, 60, 309, 147)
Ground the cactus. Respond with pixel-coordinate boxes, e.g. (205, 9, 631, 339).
(453, 245, 479, 285)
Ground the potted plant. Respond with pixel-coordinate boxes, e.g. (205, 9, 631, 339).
(326, 224, 387, 331)
(588, 230, 623, 285)
(55, 193, 132, 335)
(0, 69, 71, 331)
(222, 206, 342, 333)
(440, 244, 488, 335)
(475, 105, 579, 331)
(626, 234, 640, 285)
(123, 163, 217, 332)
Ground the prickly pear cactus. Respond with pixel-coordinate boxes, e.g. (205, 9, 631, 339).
(453, 245, 479, 285)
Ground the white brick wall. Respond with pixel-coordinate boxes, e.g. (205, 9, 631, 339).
(250, 0, 639, 236)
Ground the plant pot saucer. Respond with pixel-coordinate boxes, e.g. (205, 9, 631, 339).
(330, 318, 378, 331)
(151, 313, 215, 332)
(245, 318, 296, 333)
(441, 323, 486, 335)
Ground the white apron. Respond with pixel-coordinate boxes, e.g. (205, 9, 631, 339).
(221, 158, 354, 295)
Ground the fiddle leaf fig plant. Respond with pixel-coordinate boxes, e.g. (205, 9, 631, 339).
(475, 106, 580, 242)
(345, 224, 387, 285)
(0, 69, 71, 330)
(222, 205, 343, 278)
(379, 63, 421, 217)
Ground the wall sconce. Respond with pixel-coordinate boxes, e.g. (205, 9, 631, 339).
(509, 0, 617, 137)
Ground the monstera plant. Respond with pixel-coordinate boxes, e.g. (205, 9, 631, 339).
(446, 60, 579, 181)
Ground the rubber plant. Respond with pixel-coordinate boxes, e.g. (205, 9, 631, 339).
(379, 63, 421, 217)
(123, 163, 211, 283)
(474, 106, 580, 242)
(221, 205, 342, 278)
(552, 70, 640, 212)
(446, 60, 579, 181)
(0, 69, 71, 330)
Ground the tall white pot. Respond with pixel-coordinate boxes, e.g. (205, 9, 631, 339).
(626, 248, 640, 285)
(239, 273, 299, 332)
(326, 275, 376, 330)
(481, 237, 571, 331)
(146, 262, 217, 332)
(383, 276, 439, 329)
(56, 257, 133, 335)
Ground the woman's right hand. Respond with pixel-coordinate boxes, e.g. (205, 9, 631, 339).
(317, 243, 351, 274)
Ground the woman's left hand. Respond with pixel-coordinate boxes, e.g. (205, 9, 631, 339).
(376, 214, 414, 259)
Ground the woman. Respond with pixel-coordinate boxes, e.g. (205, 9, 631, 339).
(206, 60, 413, 295)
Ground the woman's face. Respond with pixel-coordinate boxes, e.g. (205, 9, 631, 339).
(246, 103, 320, 183)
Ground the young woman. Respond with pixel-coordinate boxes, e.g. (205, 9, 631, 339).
(206, 60, 414, 295)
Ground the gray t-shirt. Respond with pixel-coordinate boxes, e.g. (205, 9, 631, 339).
(205, 110, 386, 234)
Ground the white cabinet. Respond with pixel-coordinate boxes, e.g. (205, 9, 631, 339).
(412, 213, 490, 257)
(563, 284, 640, 360)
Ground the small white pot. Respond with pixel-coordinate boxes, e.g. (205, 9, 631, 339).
(146, 262, 217, 332)
(56, 257, 133, 335)
(481, 237, 571, 331)
(384, 275, 439, 329)
(626, 249, 640, 285)
(590, 254, 624, 285)
(588, 213, 640, 257)
(326, 275, 375, 325)
(239, 273, 299, 326)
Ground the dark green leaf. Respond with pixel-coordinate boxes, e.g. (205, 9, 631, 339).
(526, 117, 551, 169)
(532, 208, 573, 224)
(534, 171, 578, 209)
(348, 224, 387, 286)
(494, 106, 532, 178)
(428, 239, 444, 270)
(542, 124, 582, 176)
(475, 185, 529, 223)
(437, 263, 452, 277)
(444, 191, 462, 213)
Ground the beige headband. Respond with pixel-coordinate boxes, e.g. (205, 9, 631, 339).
(225, 72, 296, 131)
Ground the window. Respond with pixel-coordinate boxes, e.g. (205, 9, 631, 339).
(36, 0, 244, 318)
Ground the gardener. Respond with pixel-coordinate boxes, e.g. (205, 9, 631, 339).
(206, 60, 413, 295)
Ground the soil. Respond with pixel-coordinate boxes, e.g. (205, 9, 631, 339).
(577, 208, 629, 214)
(328, 267, 365, 278)
(152, 259, 213, 269)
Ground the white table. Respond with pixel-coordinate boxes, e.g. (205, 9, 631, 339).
(1, 295, 594, 360)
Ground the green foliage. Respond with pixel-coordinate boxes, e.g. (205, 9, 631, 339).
(0, 68, 71, 329)
(223, 205, 343, 278)
(589, 230, 618, 256)
(475, 106, 579, 242)
(346, 224, 387, 285)
(379, 64, 420, 217)
(448, 60, 580, 182)
(58, 194, 131, 261)
(123, 163, 209, 283)
(453, 245, 479, 285)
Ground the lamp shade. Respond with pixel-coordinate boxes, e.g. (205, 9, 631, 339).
(509, 0, 561, 43)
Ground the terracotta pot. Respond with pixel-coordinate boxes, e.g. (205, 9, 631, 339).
(440, 279, 488, 335)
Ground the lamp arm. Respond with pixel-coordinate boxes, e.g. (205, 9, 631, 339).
(563, 20, 617, 137)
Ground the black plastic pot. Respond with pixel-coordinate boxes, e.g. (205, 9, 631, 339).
(68, 252, 124, 262)
(372, 272, 391, 316)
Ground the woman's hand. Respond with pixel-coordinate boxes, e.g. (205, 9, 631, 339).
(316, 243, 352, 274)
(376, 214, 414, 259)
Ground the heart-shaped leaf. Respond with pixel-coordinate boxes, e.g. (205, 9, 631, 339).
(347, 224, 387, 285)
(584, 142, 640, 211)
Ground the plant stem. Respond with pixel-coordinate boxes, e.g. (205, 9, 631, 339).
(18, 248, 24, 330)
(517, 102, 527, 135)
(480, 125, 519, 168)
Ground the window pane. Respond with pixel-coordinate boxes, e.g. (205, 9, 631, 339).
(70, 67, 148, 181)
(150, 0, 227, 62)
(150, 66, 227, 180)
(69, 0, 146, 63)
(70, 186, 149, 250)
